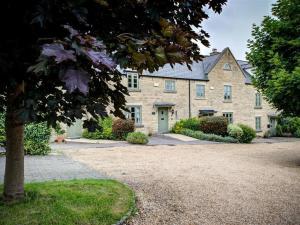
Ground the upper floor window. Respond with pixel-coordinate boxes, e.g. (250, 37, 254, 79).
(125, 106, 142, 125)
(224, 85, 232, 101)
(223, 112, 233, 124)
(165, 80, 176, 92)
(255, 116, 261, 131)
(223, 63, 232, 71)
(255, 93, 262, 108)
(127, 72, 139, 90)
(196, 84, 205, 98)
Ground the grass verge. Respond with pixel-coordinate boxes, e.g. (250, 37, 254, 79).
(0, 179, 135, 225)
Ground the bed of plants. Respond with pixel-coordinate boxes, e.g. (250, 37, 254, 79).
(172, 116, 256, 143)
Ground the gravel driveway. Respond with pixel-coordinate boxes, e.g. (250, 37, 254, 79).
(65, 141, 300, 225)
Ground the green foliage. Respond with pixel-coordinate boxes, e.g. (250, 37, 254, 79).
(126, 132, 149, 145)
(294, 129, 300, 138)
(24, 122, 51, 155)
(180, 129, 237, 143)
(0, 113, 5, 147)
(54, 123, 65, 135)
(24, 141, 51, 156)
(278, 117, 300, 137)
(198, 116, 228, 136)
(82, 117, 114, 140)
(247, 0, 300, 115)
(237, 124, 256, 143)
(171, 118, 201, 133)
(0, 179, 136, 225)
(171, 120, 184, 134)
(227, 124, 244, 140)
(276, 125, 283, 137)
(112, 119, 135, 140)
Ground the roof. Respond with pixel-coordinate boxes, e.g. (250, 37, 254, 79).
(121, 47, 253, 84)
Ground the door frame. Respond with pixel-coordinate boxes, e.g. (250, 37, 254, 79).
(157, 107, 169, 133)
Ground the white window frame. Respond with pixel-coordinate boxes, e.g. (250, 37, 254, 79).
(223, 112, 233, 124)
(165, 80, 176, 92)
(255, 93, 262, 108)
(224, 85, 232, 101)
(125, 106, 142, 125)
(127, 72, 139, 90)
(255, 116, 262, 131)
(196, 84, 205, 98)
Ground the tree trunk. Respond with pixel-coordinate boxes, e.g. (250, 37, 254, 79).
(3, 84, 25, 203)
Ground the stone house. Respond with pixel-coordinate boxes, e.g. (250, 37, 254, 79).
(121, 47, 277, 135)
(65, 47, 277, 138)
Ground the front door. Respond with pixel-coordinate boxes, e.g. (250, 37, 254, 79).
(158, 108, 169, 133)
(269, 117, 276, 129)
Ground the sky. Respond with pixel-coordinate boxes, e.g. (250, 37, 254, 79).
(200, 0, 277, 60)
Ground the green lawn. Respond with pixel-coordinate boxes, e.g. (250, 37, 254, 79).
(0, 179, 135, 225)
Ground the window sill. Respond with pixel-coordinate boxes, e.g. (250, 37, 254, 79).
(135, 124, 144, 128)
(164, 90, 177, 93)
(256, 130, 262, 133)
(128, 89, 141, 92)
(254, 106, 262, 109)
(223, 100, 232, 103)
(195, 97, 206, 100)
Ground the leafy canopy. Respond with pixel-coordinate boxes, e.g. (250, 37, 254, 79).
(247, 0, 300, 116)
(0, 0, 227, 128)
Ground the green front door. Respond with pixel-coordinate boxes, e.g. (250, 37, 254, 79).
(66, 119, 83, 139)
(158, 108, 169, 133)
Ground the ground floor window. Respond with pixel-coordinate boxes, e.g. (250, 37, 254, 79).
(255, 116, 261, 131)
(125, 106, 142, 125)
(223, 112, 233, 124)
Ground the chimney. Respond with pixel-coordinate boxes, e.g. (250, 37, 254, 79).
(210, 48, 219, 56)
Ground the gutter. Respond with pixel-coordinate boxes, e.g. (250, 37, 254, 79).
(188, 80, 191, 118)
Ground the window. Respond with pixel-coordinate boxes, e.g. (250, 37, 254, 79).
(127, 72, 139, 90)
(255, 117, 261, 131)
(223, 112, 233, 124)
(223, 63, 231, 71)
(196, 84, 205, 98)
(224, 85, 232, 101)
(125, 106, 142, 125)
(165, 80, 176, 92)
(255, 93, 262, 108)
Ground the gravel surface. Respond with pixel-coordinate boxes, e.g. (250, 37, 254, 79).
(65, 141, 300, 225)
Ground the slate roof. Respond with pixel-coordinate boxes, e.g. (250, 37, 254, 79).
(122, 47, 253, 84)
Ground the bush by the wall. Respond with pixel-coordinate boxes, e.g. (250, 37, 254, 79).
(126, 132, 149, 144)
(112, 119, 135, 140)
(24, 122, 51, 155)
(82, 117, 114, 140)
(227, 124, 243, 140)
(171, 118, 201, 133)
(198, 116, 228, 136)
(180, 129, 238, 143)
(237, 124, 256, 143)
(279, 117, 300, 137)
(295, 129, 300, 138)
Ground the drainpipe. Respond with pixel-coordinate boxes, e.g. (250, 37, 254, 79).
(188, 80, 191, 118)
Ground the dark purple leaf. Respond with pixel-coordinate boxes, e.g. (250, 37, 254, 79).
(85, 50, 116, 70)
(42, 43, 76, 63)
(63, 25, 79, 38)
(61, 69, 90, 95)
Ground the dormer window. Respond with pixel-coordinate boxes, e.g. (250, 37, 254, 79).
(223, 63, 232, 71)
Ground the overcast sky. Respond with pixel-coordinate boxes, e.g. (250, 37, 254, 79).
(200, 0, 277, 60)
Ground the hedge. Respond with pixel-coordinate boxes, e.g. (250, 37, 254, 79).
(82, 117, 114, 140)
(180, 129, 238, 143)
(112, 119, 135, 140)
(126, 132, 149, 144)
(198, 116, 228, 136)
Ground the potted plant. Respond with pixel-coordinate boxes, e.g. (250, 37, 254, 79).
(54, 124, 66, 143)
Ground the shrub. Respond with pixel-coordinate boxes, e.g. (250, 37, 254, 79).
(295, 129, 300, 138)
(198, 116, 228, 136)
(279, 117, 300, 136)
(227, 124, 243, 140)
(126, 132, 149, 144)
(180, 129, 238, 143)
(82, 117, 114, 140)
(24, 141, 51, 155)
(237, 124, 256, 143)
(182, 118, 201, 130)
(24, 122, 51, 155)
(112, 119, 135, 140)
(276, 125, 283, 137)
(171, 120, 184, 133)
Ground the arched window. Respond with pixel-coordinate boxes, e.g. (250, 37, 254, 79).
(223, 63, 231, 71)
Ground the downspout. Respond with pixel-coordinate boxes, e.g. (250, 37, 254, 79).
(188, 80, 191, 118)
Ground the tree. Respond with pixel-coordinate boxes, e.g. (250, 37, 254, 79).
(0, 0, 226, 202)
(247, 0, 300, 116)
